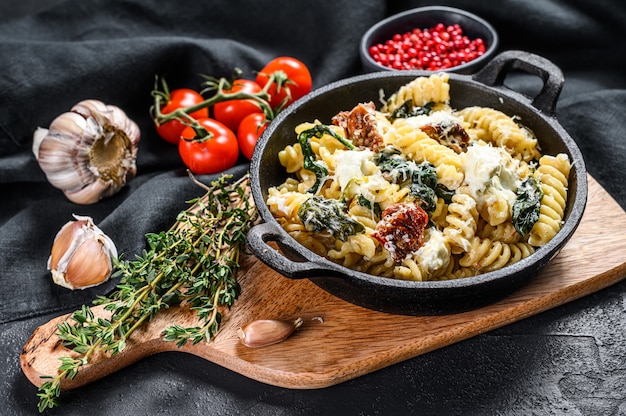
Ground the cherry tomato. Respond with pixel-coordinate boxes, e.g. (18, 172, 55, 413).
(213, 79, 263, 132)
(237, 112, 267, 160)
(156, 88, 208, 145)
(256, 56, 312, 109)
(178, 118, 239, 174)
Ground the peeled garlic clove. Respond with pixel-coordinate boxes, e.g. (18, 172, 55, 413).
(33, 99, 140, 205)
(237, 318, 303, 348)
(48, 215, 118, 290)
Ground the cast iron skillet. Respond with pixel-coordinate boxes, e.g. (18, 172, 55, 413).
(247, 50, 588, 315)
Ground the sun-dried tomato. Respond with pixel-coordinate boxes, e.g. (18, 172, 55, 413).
(420, 121, 470, 153)
(332, 102, 384, 151)
(372, 203, 429, 262)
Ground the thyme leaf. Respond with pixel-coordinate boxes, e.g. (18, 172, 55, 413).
(36, 173, 258, 412)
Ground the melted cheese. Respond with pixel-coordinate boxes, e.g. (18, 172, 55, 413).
(415, 228, 450, 272)
(333, 149, 378, 190)
(403, 110, 463, 129)
(461, 143, 520, 208)
(267, 191, 308, 218)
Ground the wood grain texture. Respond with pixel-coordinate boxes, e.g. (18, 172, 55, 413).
(20, 175, 626, 391)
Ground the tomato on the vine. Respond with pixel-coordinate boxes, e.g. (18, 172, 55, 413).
(237, 112, 268, 160)
(256, 56, 312, 109)
(156, 88, 208, 145)
(213, 79, 263, 132)
(178, 118, 239, 174)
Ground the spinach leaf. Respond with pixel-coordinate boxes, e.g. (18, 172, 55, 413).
(298, 195, 364, 241)
(408, 162, 438, 212)
(388, 100, 434, 121)
(374, 147, 414, 184)
(435, 183, 455, 204)
(375, 148, 446, 213)
(297, 124, 355, 193)
(512, 175, 544, 237)
(357, 194, 382, 219)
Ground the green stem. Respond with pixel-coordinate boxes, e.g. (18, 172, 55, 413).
(151, 75, 277, 128)
(37, 173, 255, 413)
(201, 282, 223, 331)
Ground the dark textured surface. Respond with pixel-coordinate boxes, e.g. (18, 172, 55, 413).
(2, 0, 626, 415)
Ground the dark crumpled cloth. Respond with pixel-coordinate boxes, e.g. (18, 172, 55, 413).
(2, 0, 626, 415)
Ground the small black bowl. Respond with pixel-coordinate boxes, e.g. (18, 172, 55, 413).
(361, 6, 499, 74)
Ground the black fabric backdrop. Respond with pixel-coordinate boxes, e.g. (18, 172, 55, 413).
(2, 0, 626, 415)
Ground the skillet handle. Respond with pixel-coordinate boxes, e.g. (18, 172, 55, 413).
(246, 222, 345, 279)
(472, 50, 564, 116)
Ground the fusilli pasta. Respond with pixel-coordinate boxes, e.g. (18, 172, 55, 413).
(528, 154, 571, 246)
(455, 106, 541, 162)
(266, 74, 571, 282)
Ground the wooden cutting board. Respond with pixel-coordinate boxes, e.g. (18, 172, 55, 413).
(21, 174, 626, 392)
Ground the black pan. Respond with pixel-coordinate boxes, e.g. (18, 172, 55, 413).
(247, 50, 588, 315)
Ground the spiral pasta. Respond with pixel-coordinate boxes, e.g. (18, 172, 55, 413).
(455, 106, 541, 162)
(477, 220, 521, 244)
(459, 237, 535, 273)
(382, 73, 451, 113)
(528, 154, 571, 246)
(266, 74, 571, 282)
(444, 193, 479, 254)
(385, 116, 465, 189)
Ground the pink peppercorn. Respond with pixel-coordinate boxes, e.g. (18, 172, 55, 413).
(369, 23, 486, 70)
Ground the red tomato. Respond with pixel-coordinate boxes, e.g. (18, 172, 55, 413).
(237, 112, 267, 160)
(213, 79, 263, 132)
(178, 118, 239, 174)
(156, 88, 208, 145)
(256, 56, 312, 109)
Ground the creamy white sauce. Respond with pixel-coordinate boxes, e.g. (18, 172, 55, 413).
(333, 149, 378, 190)
(461, 143, 520, 207)
(267, 192, 307, 218)
(354, 175, 389, 201)
(415, 228, 450, 272)
(266, 194, 288, 215)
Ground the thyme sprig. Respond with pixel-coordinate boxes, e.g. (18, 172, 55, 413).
(36, 173, 257, 413)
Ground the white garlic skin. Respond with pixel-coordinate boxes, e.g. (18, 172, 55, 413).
(33, 99, 141, 205)
(48, 214, 118, 290)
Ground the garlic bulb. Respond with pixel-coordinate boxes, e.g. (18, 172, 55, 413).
(33, 99, 141, 205)
(48, 214, 118, 290)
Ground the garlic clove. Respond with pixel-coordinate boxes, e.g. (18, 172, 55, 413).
(32, 127, 47, 158)
(48, 220, 84, 271)
(64, 178, 114, 206)
(48, 215, 118, 290)
(63, 237, 113, 289)
(33, 99, 140, 205)
(48, 111, 90, 138)
(237, 318, 303, 348)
